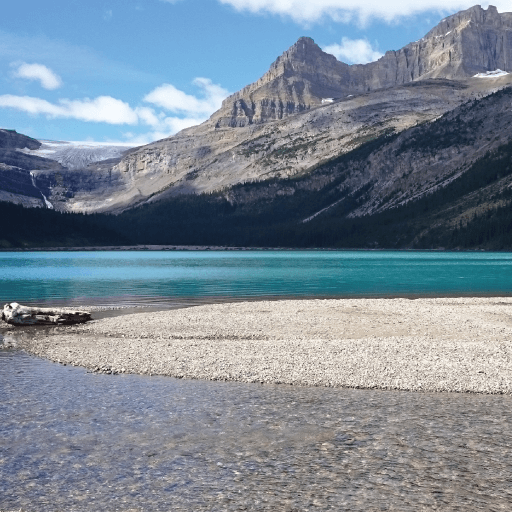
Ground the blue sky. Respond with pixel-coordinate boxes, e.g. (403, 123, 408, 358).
(0, 0, 504, 144)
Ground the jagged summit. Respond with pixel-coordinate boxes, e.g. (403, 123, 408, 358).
(212, 36, 348, 128)
(212, 4, 512, 127)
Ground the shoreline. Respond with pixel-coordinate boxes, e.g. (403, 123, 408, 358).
(3, 297, 512, 395)
(0, 245, 493, 252)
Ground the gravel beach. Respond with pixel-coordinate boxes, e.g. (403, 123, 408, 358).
(5, 297, 512, 394)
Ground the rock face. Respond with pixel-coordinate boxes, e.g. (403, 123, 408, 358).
(0, 134, 64, 208)
(214, 5, 512, 127)
(2, 303, 91, 326)
(0, 129, 41, 150)
(212, 37, 350, 128)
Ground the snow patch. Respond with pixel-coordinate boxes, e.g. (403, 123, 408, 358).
(473, 69, 509, 78)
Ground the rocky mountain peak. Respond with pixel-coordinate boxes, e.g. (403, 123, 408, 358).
(210, 4, 512, 128)
(269, 36, 341, 75)
(212, 37, 347, 128)
(0, 129, 41, 150)
(279, 36, 325, 62)
(426, 4, 503, 38)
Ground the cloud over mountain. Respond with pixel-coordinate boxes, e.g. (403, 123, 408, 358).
(217, 0, 507, 23)
(323, 38, 382, 64)
(0, 95, 139, 124)
(0, 77, 230, 143)
(144, 78, 229, 117)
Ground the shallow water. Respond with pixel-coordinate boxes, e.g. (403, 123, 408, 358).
(2, 350, 512, 511)
(3, 250, 512, 307)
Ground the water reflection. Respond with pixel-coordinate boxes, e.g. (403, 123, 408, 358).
(2, 350, 511, 511)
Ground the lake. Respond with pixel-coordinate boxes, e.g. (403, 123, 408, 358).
(2, 250, 512, 510)
(2, 250, 512, 307)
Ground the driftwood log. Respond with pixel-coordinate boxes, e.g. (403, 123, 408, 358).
(1, 302, 92, 326)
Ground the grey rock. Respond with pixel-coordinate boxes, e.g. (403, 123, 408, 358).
(2, 303, 91, 326)
(0, 129, 40, 150)
(213, 5, 512, 127)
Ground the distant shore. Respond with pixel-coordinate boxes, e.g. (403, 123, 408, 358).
(0, 244, 490, 252)
(6, 297, 512, 394)
(0, 244, 267, 252)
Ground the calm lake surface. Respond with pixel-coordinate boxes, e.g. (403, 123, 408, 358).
(2, 250, 512, 306)
(2, 250, 512, 510)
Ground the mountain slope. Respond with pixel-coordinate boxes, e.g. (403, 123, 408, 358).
(1, 4, 512, 215)
(98, 87, 512, 250)
(4, 87, 512, 250)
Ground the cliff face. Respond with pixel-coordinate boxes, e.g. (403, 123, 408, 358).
(0, 132, 63, 208)
(367, 4, 512, 84)
(0, 129, 40, 150)
(212, 37, 350, 128)
(213, 5, 512, 126)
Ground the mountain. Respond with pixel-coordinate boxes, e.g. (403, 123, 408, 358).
(92, 86, 512, 251)
(4, 87, 512, 249)
(1, 4, 512, 220)
(0, 129, 64, 208)
(0, 136, 136, 209)
(213, 4, 512, 127)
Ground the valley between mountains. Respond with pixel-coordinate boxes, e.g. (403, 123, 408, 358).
(2, 4, 512, 249)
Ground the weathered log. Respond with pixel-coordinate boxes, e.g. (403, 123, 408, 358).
(1, 302, 91, 326)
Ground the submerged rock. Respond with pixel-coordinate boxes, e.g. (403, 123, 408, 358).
(1, 302, 91, 326)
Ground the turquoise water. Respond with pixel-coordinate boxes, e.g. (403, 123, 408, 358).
(1, 250, 512, 306)
(3, 251, 512, 510)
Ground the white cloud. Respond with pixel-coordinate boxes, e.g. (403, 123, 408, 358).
(217, 0, 508, 24)
(122, 121, 204, 145)
(0, 77, 230, 143)
(323, 38, 383, 64)
(144, 77, 229, 117)
(0, 95, 139, 124)
(161, 115, 207, 133)
(12, 62, 62, 90)
(135, 106, 162, 127)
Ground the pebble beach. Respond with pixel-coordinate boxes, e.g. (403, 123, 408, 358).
(6, 297, 512, 394)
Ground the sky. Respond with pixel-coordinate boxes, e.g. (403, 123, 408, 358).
(0, 0, 507, 145)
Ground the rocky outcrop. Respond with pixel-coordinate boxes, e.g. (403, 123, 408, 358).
(2, 303, 91, 326)
(213, 5, 512, 127)
(212, 37, 350, 128)
(0, 146, 65, 208)
(0, 129, 40, 150)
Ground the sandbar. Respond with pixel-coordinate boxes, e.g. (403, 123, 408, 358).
(5, 297, 512, 394)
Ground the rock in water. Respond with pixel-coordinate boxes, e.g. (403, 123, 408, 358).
(1, 302, 91, 326)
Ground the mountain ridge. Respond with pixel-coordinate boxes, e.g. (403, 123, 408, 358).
(1, 4, 512, 217)
(213, 4, 512, 127)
